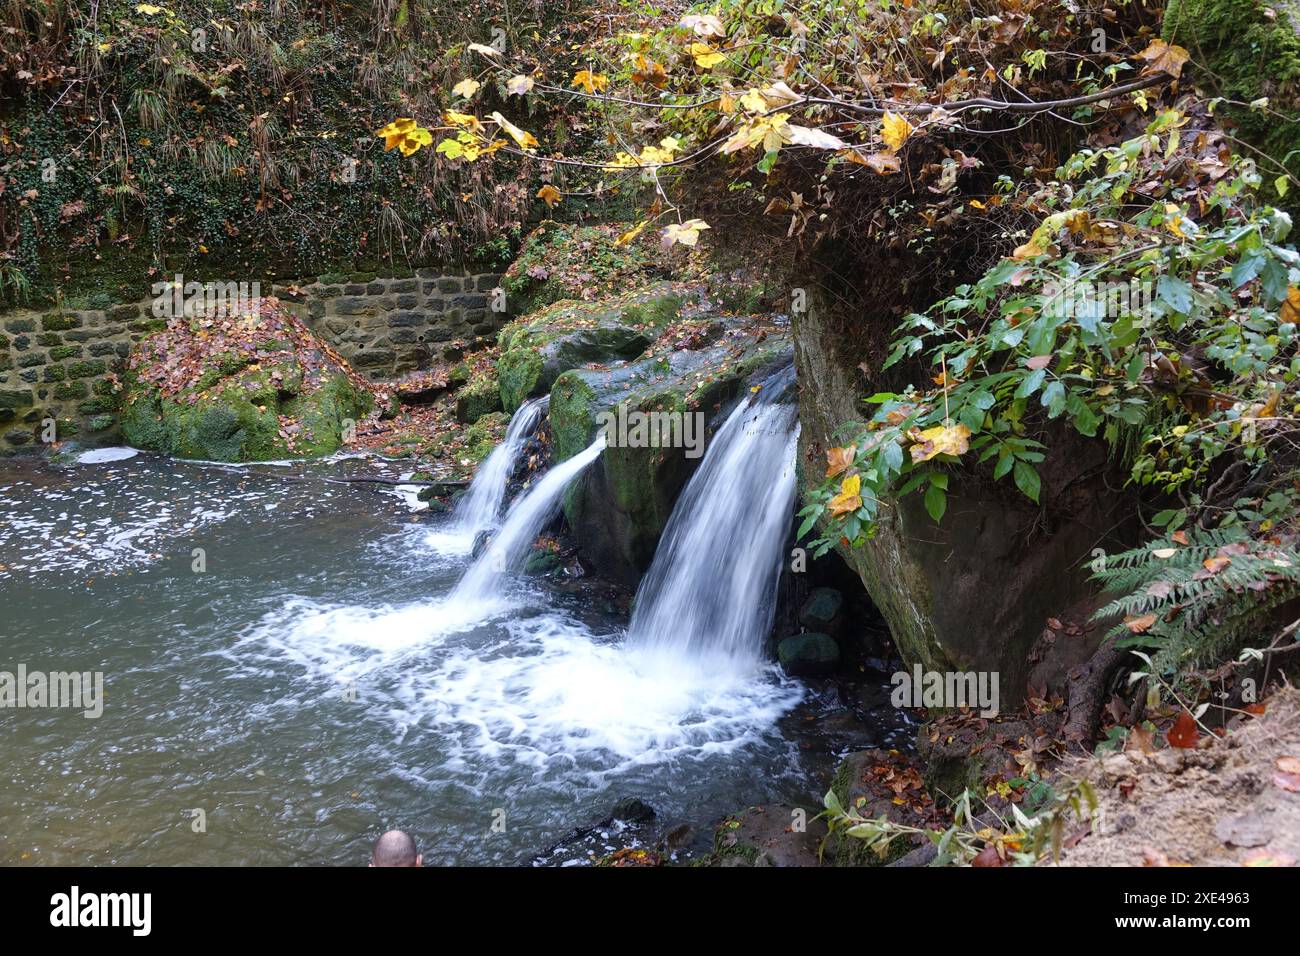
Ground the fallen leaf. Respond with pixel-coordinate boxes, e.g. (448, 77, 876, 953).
(1167, 710, 1200, 748)
(881, 111, 913, 151)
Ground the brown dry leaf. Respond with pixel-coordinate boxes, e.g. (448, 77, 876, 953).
(1124, 613, 1158, 634)
(1273, 772, 1300, 792)
(1276, 755, 1300, 775)
(1202, 555, 1232, 574)
(971, 845, 1005, 867)
(1280, 285, 1300, 324)
(846, 150, 902, 175)
(825, 445, 856, 479)
(1136, 39, 1191, 79)
(1167, 710, 1200, 749)
(1127, 724, 1158, 754)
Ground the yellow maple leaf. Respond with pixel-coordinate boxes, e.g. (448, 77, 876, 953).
(443, 110, 482, 131)
(908, 422, 971, 463)
(616, 221, 649, 246)
(690, 42, 726, 69)
(829, 473, 863, 517)
(375, 117, 422, 152)
(536, 184, 562, 208)
(572, 70, 609, 94)
(398, 127, 432, 156)
(881, 112, 913, 151)
(663, 218, 711, 247)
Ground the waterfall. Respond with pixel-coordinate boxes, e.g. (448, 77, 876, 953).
(627, 370, 799, 670)
(453, 397, 547, 535)
(451, 434, 606, 605)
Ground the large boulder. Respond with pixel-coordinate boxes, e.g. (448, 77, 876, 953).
(794, 287, 1135, 705)
(495, 282, 689, 411)
(121, 303, 372, 461)
(550, 323, 793, 586)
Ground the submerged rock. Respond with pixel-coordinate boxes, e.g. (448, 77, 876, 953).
(777, 632, 841, 676)
(121, 303, 372, 462)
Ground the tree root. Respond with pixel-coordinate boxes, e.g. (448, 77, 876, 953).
(1062, 637, 1128, 748)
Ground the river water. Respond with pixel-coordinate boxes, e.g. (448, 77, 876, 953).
(0, 449, 829, 865)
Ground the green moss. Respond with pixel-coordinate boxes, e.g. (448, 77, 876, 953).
(497, 346, 544, 412)
(549, 370, 598, 461)
(500, 221, 668, 315)
(40, 313, 79, 332)
(53, 380, 88, 400)
(49, 346, 82, 361)
(456, 368, 504, 423)
(464, 410, 509, 462)
(1164, 0, 1300, 192)
(121, 345, 369, 462)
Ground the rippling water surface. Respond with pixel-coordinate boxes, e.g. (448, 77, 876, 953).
(0, 450, 815, 865)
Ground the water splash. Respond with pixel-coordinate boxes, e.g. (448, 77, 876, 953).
(425, 397, 548, 555)
(450, 433, 606, 607)
(627, 373, 800, 673)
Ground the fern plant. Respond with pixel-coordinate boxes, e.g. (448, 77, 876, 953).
(1092, 525, 1300, 672)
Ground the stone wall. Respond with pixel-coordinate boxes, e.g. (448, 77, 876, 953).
(0, 305, 153, 453)
(282, 265, 506, 380)
(0, 265, 506, 455)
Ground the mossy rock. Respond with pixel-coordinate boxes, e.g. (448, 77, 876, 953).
(1164, 0, 1300, 195)
(495, 282, 689, 411)
(549, 334, 793, 584)
(121, 314, 371, 462)
(777, 632, 841, 676)
(456, 368, 504, 424)
(464, 410, 508, 462)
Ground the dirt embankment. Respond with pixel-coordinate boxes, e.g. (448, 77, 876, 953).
(1060, 687, 1300, 867)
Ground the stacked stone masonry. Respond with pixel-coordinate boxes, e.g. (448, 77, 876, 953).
(0, 266, 506, 454)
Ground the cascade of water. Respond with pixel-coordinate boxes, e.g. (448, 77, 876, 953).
(452, 397, 548, 535)
(627, 370, 799, 671)
(450, 434, 606, 604)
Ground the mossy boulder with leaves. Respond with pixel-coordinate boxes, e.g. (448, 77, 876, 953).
(455, 367, 504, 424)
(121, 304, 372, 462)
(495, 282, 689, 411)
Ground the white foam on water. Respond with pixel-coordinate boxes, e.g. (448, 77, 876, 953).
(234, 597, 802, 781)
(74, 447, 139, 464)
(395, 614, 803, 780)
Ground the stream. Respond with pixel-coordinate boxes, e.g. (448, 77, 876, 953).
(0, 440, 896, 865)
